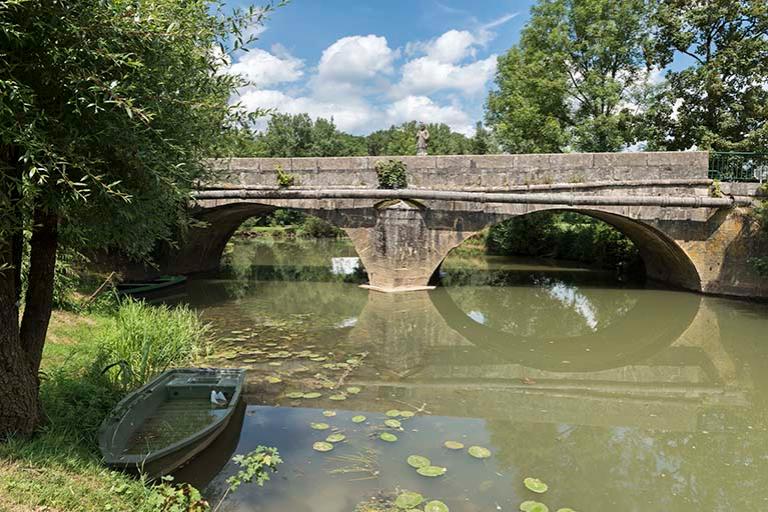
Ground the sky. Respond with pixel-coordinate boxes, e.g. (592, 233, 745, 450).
(228, 0, 539, 136)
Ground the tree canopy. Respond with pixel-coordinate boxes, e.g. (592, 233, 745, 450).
(0, 0, 271, 436)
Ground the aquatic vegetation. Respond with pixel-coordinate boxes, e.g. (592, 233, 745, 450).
(520, 501, 549, 512)
(352, 415, 367, 423)
(385, 409, 401, 417)
(416, 466, 447, 477)
(313, 441, 334, 452)
(384, 419, 402, 429)
(556, 509, 577, 512)
(524, 478, 548, 494)
(326, 433, 347, 443)
(443, 441, 464, 450)
(406, 455, 431, 468)
(379, 432, 398, 442)
(399, 410, 415, 418)
(286, 391, 305, 399)
(323, 410, 337, 417)
(395, 491, 424, 509)
(329, 394, 348, 401)
(327, 449, 380, 480)
(468, 446, 492, 459)
(346, 386, 362, 394)
(265, 376, 282, 384)
(424, 500, 449, 512)
(303, 392, 322, 399)
(310, 422, 330, 430)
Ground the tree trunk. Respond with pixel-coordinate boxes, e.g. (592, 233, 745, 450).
(0, 243, 40, 437)
(20, 208, 59, 371)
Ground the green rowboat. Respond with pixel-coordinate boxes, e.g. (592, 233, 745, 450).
(116, 275, 187, 297)
(99, 368, 245, 477)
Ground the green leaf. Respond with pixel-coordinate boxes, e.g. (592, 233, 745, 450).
(523, 478, 548, 494)
(406, 455, 431, 468)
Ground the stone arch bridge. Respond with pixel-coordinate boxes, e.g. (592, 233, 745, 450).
(173, 152, 766, 298)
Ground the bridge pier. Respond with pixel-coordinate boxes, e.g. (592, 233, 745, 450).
(343, 200, 470, 292)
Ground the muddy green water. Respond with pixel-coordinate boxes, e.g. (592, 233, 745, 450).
(168, 238, 768, 512)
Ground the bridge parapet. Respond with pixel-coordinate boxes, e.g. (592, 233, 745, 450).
(209, 152, 710, 191)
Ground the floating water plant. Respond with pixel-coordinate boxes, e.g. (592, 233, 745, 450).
(394, 491, 424, 509)
(323, 410, 337, 417)
(468, 446, 492, 459)
(443, 441, 464, 450)
(346, 386, 362, 394)
(303, 392, 322, 399)
(424, 500, 449, 512)
(326, 433, 346, 443)
(523, 478, 548, 494)
(352, 415, 367, 423)
(555, 509, 577, 512)
(416, 466, 447, 477)
(399, 411, 415, 418)
(385, 410, 401, 417)
(406, 455, 431, 468)
(286, 392, 305, 399)
(379, 432, 398, 442)
(313, 441, 334, 452)
(384, 419, 402, 429)
(329, 394, 348, 401)
(265, 376, 282, 384)
(520, 501, 548, 512)
(310, 422, 330, 430)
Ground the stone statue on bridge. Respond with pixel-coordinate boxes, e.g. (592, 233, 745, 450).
(416, 123, 430, 156)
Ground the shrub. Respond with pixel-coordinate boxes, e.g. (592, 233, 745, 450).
(375, 159, 408, 189)
(275, 165, 296, 187)
(299, 216, 344, 238)
(100, 300, 211, 389)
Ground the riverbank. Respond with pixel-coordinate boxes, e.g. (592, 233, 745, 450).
(0, 301, 211, 512)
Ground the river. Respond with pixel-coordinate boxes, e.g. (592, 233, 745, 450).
(166, 237, 768, 512)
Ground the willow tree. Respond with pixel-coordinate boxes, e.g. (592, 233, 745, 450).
(0, 0, 274, 436)
(485, 0, 653, 153)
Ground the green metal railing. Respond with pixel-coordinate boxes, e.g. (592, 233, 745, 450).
(709, 152, 768, 182)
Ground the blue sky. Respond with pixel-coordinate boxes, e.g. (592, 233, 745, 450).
(228, 0, 538, 136)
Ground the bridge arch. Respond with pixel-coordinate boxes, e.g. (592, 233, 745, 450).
(436, 206, 702, 292)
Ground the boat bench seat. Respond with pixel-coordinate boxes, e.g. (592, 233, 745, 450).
(165, 374, 238, 399)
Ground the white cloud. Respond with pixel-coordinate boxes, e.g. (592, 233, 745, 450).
(318, 35, 397, 82)
(228, 46, 304, 87)
(418, 29, 477, 64)
(395, 54, 497, 97)
(385, 95, 474, 135)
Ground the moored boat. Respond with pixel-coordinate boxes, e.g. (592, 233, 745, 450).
(116, 275, 187, 297)
(99, 368, 245, 478)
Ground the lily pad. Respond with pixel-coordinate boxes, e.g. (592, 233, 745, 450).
(326, 433, 346, 443)
(394, 491, 424, 509)
(443, 441, 464, 450)
(523, 478, 548, 494)
(303, 392, 322, 399)
(556, 509, 577, 512)
(468, 446, 492, 459)
(286, 392, 305, 399)
(352, 415, 367, 423)
(346, 386, 362, 394)
(323, 410, 337, 417)
(385, 419, 402, 429)
(312, 441, 334, 452)
(399, 410, 415, 418)
(310, 422, 330, 430)
(416, 466, 447, 477)
(385, 409, 401, 417)
(268, 362, 282, 367)
(520, 501, 548, 512)
(329, 394, 348, 401)
(265, 376, 282, 384)
(379, 432, 398, 442)
(406, 455, 431, 468)
(424, 500, 449, 512)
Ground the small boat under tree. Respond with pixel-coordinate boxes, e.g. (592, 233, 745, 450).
(99, 368, 245, 478)
(116, 275, 188, 297)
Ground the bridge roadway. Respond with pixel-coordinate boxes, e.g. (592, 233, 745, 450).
(179, 152, 766, 298)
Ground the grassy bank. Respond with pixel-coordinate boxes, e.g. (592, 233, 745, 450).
(0, 301, 211, 512)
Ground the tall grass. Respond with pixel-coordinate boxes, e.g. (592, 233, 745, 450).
(101, 299, 211, 389)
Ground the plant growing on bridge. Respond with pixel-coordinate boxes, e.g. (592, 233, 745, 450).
(0, 0, 280, 437)
(375, 159, 408, 189)
(275, 165, 297, 187)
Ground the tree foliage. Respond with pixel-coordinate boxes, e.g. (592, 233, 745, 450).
(642, 0, 768, 151)
(0, 0, 274, 436)
(486, 0, 652, 153)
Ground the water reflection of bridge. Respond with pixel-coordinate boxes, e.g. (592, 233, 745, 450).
(345, 288, 751, 432)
